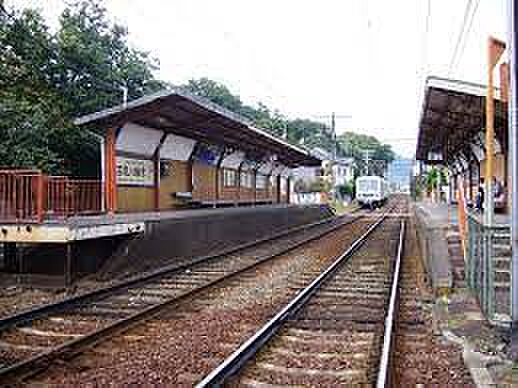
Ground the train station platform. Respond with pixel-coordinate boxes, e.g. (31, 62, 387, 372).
(0, 204, 313, 243)
(0, 204, 335, 284)
(414, 201, 455, 294)
(414, 200, 513, 382)
(414, 201, 510, 293)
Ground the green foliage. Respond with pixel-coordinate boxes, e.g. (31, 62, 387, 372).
(294, 178, 330, 193)
(424, 167, 446, 193)
(0, 1, 165, 176)
(1, 1, 395, 177)
(180, 78, 336, 149)
(336, 182, 355, 198)
(337, 132, 395, 177)
(182, 78, 395, 170)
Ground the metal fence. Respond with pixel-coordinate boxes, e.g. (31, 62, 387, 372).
(0, 170, 103, 223)
(466, 212, 511, 324)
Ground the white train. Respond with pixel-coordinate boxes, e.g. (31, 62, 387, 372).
(355, 175, 390, 208)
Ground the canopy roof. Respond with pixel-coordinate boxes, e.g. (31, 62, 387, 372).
(75, 88, 321, 167)
(416, 76, 507, 165)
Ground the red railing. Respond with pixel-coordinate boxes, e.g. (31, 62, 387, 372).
(0, 170, 44, 223)
(0, 170, 103, 223)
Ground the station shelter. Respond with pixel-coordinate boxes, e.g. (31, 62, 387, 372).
(0, 88, 319, 223)
(77, 88, 318, 213)
(0, 88, 320, 284)
(416, 38, 512, 323)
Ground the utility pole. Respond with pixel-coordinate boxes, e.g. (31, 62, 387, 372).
(331, 112, 337, 162)
(363, 149, 373, 175)
(507, 0, 518, 334)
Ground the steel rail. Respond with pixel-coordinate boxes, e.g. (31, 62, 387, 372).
(196, 203, 400, 388)
(376, 220, 406, 388)
(0, 213, 348, 332)
(0, 210, 375, 382)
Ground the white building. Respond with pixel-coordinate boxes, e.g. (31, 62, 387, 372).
(330, 157, 355, 186)
(291, 148, 355, 203)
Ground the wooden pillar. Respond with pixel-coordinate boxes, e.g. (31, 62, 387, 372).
(153, 134, 167, 211)
(500, 62, 510, 104)
(215, 166, 220, 204)
(286, 177, 291, 204)
(154, 153, 160, 211)
(36, 173, 45, 223)
(276, 175, 281, 203)
(105, 128, 117, 214)
(215, 152, 226, 205)
(253, 171, 257, 204)
(500, 62, 511, 208)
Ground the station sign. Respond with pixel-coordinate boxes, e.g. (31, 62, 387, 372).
(116, 156, 155, 186)
(427, 151, 443, 162)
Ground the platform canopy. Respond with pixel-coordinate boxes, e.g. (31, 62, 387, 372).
(416, 76, 507, 166)
(75, 88, 321, 168)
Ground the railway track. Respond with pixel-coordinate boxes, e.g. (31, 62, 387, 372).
(197, 201, 406, 387)
(0, 206, 382, 383)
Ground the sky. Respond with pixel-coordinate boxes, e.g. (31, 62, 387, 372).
(6, 0, 508, 157)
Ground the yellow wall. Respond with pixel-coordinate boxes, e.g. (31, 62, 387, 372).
(479, 152, 506, 184)
(117, 186, 154, 212)
(159, 160, 191, 209)
(192, 163, 217, 202)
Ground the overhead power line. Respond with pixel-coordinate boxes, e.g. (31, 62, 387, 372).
(448, 0, 480, 76)
(452, 0, 480, 73)
(415, 0, 432, 125)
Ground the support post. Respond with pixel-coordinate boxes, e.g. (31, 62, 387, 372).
(485, 41, 496, 226)
(253, 170, 257, 205)
(65, 243, 73, 288)
(36, 173, 45, 223)
(105, 128, 117, 214)
(286, 177, 291, 204)
(485, 37, 506, 227)
(154, 153, 160, 211)
(154, 134, 167, 211)
(508, 0, 518, 328)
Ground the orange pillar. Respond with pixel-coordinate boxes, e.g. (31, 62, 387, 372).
(485, 37, 506, 226)
(105, 128, 117, 214)
(153, 152, 160, 211)
(500, 62, 510, 103)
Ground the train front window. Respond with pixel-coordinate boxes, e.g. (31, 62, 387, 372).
(358, 179, 379, 192)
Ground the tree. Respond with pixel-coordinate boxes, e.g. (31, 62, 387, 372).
(0, 7, 72, 174)
(55, 0, 165, 117)
(337, 132, 395, 177)
(0, 1, 395, 177)
(0, 1, 166, 176)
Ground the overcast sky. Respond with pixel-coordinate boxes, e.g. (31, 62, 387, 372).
(7, 0, 508, 157)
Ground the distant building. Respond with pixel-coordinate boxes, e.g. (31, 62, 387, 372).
(331, 157, 355, 187)
(387, 158, 413, 193)
(291, 147, 355, 204)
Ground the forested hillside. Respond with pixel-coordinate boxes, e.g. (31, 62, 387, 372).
(0, 0, 394, 178)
